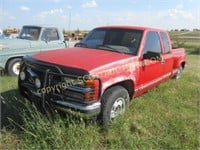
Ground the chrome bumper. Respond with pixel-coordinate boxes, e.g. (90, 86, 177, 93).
(51, 100, 101, 117)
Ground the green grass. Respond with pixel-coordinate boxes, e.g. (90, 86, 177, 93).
(0, 49, 200, 149)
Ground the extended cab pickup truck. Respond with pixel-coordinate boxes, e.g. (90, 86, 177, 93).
(0, 25, 67, 76)
(18, 26, 186, 124)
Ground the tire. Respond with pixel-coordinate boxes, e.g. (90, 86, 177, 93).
(7, 58, 21, 76)
(100, 85, 130, 125)
(174, 65, 183, 80)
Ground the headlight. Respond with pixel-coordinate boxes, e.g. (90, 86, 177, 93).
(64, 90, 84, 100)
(35, 78, 41, 88)
(63, 77, 83, 87)
(20, 71, 26, 80)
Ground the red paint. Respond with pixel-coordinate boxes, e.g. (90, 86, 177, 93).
(32, 47, 131, 71)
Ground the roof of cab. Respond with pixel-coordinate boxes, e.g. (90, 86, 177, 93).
(94, 25, 167, 32)
(22, 25, 58, 28)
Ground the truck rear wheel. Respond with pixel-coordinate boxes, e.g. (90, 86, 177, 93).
(174, 65, 183, 79)
(7, 58, 21, 76)
(100, 86, 130, 125)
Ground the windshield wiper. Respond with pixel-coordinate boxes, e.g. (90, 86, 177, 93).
(74, 42, 88, 48)
(97, 44, 124, 54)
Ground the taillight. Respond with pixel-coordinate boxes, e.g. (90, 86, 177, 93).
(85, 79, 100, 101)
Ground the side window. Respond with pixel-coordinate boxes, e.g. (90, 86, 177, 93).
(143, 31, 162, 54)
(161, 32, 170, 54)
(41, 28, 59, 41)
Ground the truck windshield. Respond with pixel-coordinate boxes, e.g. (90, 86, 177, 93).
(79, 28, 143, 55)
(18, 26, 41, 41)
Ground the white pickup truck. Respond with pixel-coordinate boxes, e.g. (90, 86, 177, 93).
(0, 25, 68, 75)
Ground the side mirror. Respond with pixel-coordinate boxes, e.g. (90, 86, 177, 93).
(143, 51, 161, 61)
(45, 38, 50, 43)
(63, 40, 68, 48)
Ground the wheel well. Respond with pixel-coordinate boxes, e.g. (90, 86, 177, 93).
(103, 80, 135, 99)
(5, 57, 23, 70)
(181, 61, 186, 69)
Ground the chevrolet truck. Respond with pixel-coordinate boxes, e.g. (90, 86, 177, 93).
(18, 26, 186, 124)
(0, 25, 67, 76)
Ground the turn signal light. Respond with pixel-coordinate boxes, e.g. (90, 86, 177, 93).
(85, 79, 100, 101)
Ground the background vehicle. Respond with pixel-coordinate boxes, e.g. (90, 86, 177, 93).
(0, 25, 67, 75)
(18, 26, 186, 124)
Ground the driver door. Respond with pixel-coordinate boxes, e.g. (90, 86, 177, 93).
(40, 28, 65, 51)
(137, 31, 164, 91)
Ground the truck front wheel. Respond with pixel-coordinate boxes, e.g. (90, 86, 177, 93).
(7, 58, 21, 76)
(100, 86, 130, 125)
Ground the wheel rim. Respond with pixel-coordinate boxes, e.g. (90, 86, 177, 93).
(12, 62, 20, 75)
(176, 66, 183, 79)
(110, 97, 126, 120)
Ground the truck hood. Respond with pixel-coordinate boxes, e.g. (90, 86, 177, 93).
(32, 47, 133, 72)
(0, 38, 31, 50)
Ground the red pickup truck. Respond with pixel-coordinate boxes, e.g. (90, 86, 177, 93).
(18, 26, 186, 124)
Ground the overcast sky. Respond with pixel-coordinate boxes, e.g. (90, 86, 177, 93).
(0, 0, 200, 30)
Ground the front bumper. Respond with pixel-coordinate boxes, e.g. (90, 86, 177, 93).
(51, 100, 101, 117)
(19, 81, 101, 117)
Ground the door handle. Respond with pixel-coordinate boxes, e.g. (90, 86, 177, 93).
(161, 59, 165, 64)
(142, 60, 145, 67)
(58, 41, 64, 44)
(160, 55, 165, 64)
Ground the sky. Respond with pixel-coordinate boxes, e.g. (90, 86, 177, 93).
(0, 0, 200, 31)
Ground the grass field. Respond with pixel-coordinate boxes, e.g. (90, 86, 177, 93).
(0, 33, 200, 149)
(170, 31, 200, 50)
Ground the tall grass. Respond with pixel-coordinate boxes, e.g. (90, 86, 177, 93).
(20, 109, 101, 149)
(1, 85, 101, 149)
(0, 53, 199, 149)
